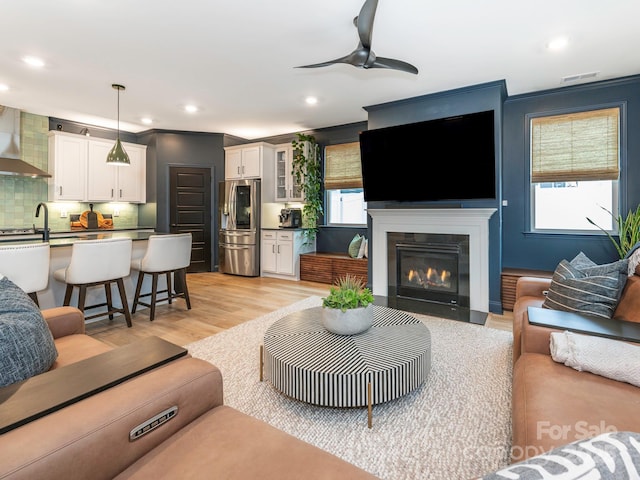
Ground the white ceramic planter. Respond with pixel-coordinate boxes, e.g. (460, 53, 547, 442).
(321, 304, 374, 335)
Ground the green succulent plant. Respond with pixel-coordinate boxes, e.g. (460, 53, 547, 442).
(322, 274, 374, 312)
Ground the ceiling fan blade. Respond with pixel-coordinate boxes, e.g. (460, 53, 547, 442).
(295, 59, 349, 69)
(369, 56, 419, 75)
(356, 0, 378, 49)
(296, 49, 368, 69)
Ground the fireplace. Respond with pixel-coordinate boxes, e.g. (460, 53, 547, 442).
(388, 232, 470, 308)
(367, 208, 496, 321)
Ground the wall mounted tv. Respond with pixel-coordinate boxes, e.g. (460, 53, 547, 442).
(359, 109, 496, 202)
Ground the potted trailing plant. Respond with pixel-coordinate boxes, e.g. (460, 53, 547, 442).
(321, 274, 374, 335)
(291, 133, 323, 243)
(587, 204, 640, 258)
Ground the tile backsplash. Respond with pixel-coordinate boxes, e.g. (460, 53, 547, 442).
(0, 112, 139, 230)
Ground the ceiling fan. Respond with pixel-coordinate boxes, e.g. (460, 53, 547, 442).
(296, 0, 418, 75)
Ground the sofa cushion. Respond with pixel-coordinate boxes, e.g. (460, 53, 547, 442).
(0, 276, 58, 387)
(613, 274, 640, 322)
(542, 253, 628, 319)
(511, 353, 640, 462)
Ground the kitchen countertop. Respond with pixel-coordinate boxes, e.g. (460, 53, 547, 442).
(0, 228, 159, 248)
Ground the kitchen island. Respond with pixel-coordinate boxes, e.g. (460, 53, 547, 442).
(0, 229, 164, 319)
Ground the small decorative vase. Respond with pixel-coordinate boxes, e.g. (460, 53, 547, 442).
(321, 304, 374, 335)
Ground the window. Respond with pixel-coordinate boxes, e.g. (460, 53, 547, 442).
(530, 107, 620, 232)
(324, 142, 367, 225)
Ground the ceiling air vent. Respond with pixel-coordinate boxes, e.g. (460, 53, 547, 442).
(561, 71, 599, 83)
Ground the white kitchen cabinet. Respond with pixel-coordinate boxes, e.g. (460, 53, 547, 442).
(48, 132, 88, 201)
(48, 131, 146, 203)
(87, 139, 146, 203)
(261, 229, 315, 280)
(224, 142, 275, 180)
(274, 143, 303, 202)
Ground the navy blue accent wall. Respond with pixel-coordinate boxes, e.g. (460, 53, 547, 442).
(137, 130, 225, 269)
(363, 81, 507, 313)
(502, 75, 640, 270)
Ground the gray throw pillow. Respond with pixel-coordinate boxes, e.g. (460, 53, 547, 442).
(0, 276, 58, 387)
(542, 253, 628, 319)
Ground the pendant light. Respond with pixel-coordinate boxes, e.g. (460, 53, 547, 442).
(106, 84, 130, 166)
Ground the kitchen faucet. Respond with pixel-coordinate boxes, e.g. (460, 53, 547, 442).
(35, 203, 50, 242)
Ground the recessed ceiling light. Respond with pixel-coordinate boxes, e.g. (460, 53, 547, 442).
(184, 104, 198, 113)
(23, 56, 45, 68)
(141, 117, 153, 125)
(547, 36, 569, 51)
(0, 84, 9, 92)
(305, 96, 318, 106)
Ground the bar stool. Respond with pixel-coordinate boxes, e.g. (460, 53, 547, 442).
(130, 233, 192, 321)
(53, 238, 133, 327)
(0, 243, 50, 306)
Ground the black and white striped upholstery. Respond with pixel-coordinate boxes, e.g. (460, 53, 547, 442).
(483, 431, 640, 479)
(263, 306, 431, 407)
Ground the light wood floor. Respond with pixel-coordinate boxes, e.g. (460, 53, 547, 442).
(85, 272, 513, 348)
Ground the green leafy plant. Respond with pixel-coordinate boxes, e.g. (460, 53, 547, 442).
(587, 204, 640, 258)
(291, 133, 323, 243)
(322, 274, 374, 312)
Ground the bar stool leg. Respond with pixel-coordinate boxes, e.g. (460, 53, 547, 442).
(116, 278, 132, 327)
(132, 272, 144, 314)
(150, 273, 159, 321)
(63, 284, 73, 306)
(105, 282, 114, 320)
(28, 293, 40, 307)
(77, 285, 87, 313)
(179, 268, 191, 310)
(166, 272, 173, 304)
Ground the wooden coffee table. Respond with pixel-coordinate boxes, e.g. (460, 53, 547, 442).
(261, 305, 431, 428)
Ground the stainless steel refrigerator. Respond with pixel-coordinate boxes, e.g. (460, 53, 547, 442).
(218, 179, 261, 276)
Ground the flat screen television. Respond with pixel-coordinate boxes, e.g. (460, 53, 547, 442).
(359, 110, 496, 202)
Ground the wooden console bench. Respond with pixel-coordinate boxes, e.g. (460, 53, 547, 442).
(501, 268, 553, 311)
(300, 252, 368, 285)
(0, 336, 187, 434)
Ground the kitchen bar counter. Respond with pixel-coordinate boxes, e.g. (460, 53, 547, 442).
(0, 228, 156, 248)
(0, 228, 167, 317)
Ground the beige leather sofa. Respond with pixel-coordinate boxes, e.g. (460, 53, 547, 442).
(0, 307, 377, 480)
(511, 274, 640, 462)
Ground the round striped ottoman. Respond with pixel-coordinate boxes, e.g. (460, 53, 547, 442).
(262, 305, 431, 427)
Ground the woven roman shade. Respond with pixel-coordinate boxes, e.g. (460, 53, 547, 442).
(324, 142, 363, 190)
(531, 107, 620, 183)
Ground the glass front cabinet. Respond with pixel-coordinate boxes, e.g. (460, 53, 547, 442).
(274, 143, 303, 202)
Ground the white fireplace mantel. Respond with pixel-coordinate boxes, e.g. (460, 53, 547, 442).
(367, 208, 497, 312)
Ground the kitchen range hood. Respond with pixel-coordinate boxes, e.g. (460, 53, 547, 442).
(0, 105, 51, 178)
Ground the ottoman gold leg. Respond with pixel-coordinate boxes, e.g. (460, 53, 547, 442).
(367, 381, 373, 429)
(260, 345, 264, 382)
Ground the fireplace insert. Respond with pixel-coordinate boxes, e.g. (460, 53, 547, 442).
(388, 232, 470, 308)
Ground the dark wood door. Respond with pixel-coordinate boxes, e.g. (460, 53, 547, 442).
(169, 167, 212, 272)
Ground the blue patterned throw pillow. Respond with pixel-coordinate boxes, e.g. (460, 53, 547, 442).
(0, 276, 58, 387)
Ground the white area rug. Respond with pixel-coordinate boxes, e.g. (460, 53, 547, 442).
(186, 296, 513, 480)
